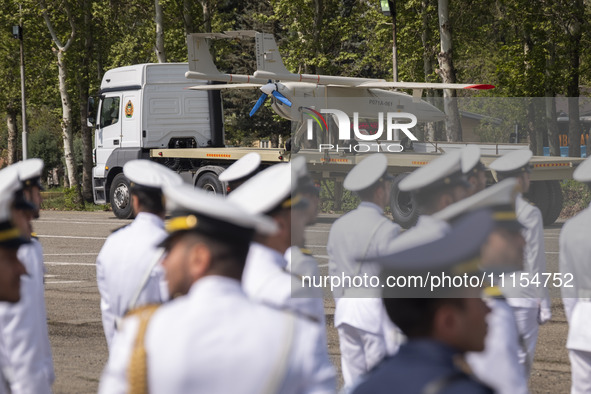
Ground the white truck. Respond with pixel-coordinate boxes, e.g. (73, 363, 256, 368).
(90, 63, 225, 218)
(89, 63, 583, 225)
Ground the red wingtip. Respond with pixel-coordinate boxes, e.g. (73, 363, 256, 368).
(464, 84, 495, 90)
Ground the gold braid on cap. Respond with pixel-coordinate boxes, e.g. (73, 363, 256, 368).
(165, 215, 199, 232)
(493, 211, 517, 221)
(451, 257, 481, 275)
(0, 227, 20, 241)
(281, 193, 302, 209)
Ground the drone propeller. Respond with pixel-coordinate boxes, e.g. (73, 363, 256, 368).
(249, 82, 292, 117)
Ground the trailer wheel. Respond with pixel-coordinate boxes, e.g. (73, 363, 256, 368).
(544, 180, 563, 225)
(390, 173, 419, 229)
(110, 173, 134, 219)
(196, 172, 223, 194)
(526, 181, 551, 225)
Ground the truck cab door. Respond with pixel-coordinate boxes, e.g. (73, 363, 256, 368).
(95, 94, 122, 171)
(121, 92, 141, 148)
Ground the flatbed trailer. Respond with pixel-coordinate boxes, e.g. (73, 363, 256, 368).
(150, 145, 584, 228)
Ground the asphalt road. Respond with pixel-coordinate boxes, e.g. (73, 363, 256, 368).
(35, 210, 570, 393)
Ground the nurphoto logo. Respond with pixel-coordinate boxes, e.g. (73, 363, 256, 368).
(304, 108, 418, 153)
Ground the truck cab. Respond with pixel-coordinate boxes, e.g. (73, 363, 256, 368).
(90, 63, 223, 218)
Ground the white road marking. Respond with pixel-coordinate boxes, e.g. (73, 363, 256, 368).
(45, 280, 85, 284)
(35, 219, 122, 225)
(44, 253, 98, 256)
(37, 235, 107, 240)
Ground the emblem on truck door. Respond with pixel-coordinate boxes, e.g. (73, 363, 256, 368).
(125, 100, 134, 118)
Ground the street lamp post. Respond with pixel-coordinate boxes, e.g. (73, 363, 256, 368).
(12, 22, 28, 160)
(380, 0, 397, 82)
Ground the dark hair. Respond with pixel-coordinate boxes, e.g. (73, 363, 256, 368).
(132, 187, 164, 215)
(181, 232, 251, 279)
(383, 298, 465, 338)
(412, 184, 458, 215)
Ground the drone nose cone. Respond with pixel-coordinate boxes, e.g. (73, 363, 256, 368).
(260, 83, 277, 95)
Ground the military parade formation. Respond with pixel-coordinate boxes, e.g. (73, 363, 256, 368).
(0, 147, 591, 393)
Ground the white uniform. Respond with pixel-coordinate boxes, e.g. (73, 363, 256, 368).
(327, 202, 403, 387)
(99, 276, 336, 394)
(388, 215, 451, 253)
(0, 238, 54, 394)
(466, 296, 529, 394)
(243, 242, 322, 322)
(560, 203, 591, 394)
(96, 212, 169, 349)
(503, 194, 550, 375)
(285, 246, 325, 324)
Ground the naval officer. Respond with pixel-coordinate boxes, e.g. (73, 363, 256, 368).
(228, 162, 327, 323)
(489, 149, 551, 376)
(99, 183, 336, 394)
(461, 145, 487, 196)
(96, 160, 182, 349)
(389, 149, 470, 252)
(353, 209, 496, 394)
(434, 178, 529, 394)
(218, 151, 261, 193)
(0, 160, 55, 394)
(326, 154, 402, 389)
(0, 169, 30, 394)
(560, 156, 591, 394)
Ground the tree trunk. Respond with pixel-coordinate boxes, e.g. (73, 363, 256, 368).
(155, 0, 166, 62)
(525, 98, 539, 155)
(57, 50, 78, 189)
(199, 0, 211, 33)
(437, 0, 462, 141)
(6, 108, 18, 165)
(545, 45, 560, 156)
(182, 0, 194, 34)
(545, 97, 559, 156)
(564, 0, 583, 157)
(79, 0, 94, 202)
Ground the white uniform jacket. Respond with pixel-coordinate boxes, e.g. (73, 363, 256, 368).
(387, 214, 451, 254)
(285, 246, 325, 324)
(504, 194, 550, 308)
(243, 242, 321, 322)
(327, 202, 401, 334)
(0, 239, 54, 394)
(98, 276, 336, 394)
(96, 212, 169, 349)
(466, 297, 529, 394)
(560, 204, 591, 352)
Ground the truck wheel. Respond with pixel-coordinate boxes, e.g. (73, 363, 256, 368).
(526, 181, 551, 225)
(390, 173, 419, 229)
(544, 180, 563, 226)
(110, 173, 134, 219)
(196, 172, 223, 194)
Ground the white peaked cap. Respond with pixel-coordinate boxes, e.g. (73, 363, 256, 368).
(123, 160, 183, 189)
(219, 152, 261, 182)
(434, 178, 520, 222)
(489, 150, 533, 174)
(573, 156, 591, 183)
(163, 182, 277, 236)
(399, 150, 464, 192)
(344, 154, 392, 192)
(228, 163, 299, 215)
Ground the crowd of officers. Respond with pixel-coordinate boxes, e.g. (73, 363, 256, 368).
(0, 146, 590, 393)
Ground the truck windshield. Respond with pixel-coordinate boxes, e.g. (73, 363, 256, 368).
(100, 97, 120, 128)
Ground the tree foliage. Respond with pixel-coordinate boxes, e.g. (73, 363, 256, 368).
(0, 0, 590, 177)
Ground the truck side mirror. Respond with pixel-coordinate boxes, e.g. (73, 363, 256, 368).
(87, 96, 97, 127)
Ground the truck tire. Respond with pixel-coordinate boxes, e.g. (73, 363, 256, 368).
(196, 172, 223, 194)
(526, 181, 551, 225)
(110, 173, 134, 219)
(544, 180, 563, 226)
(390, 173, 419, 229)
